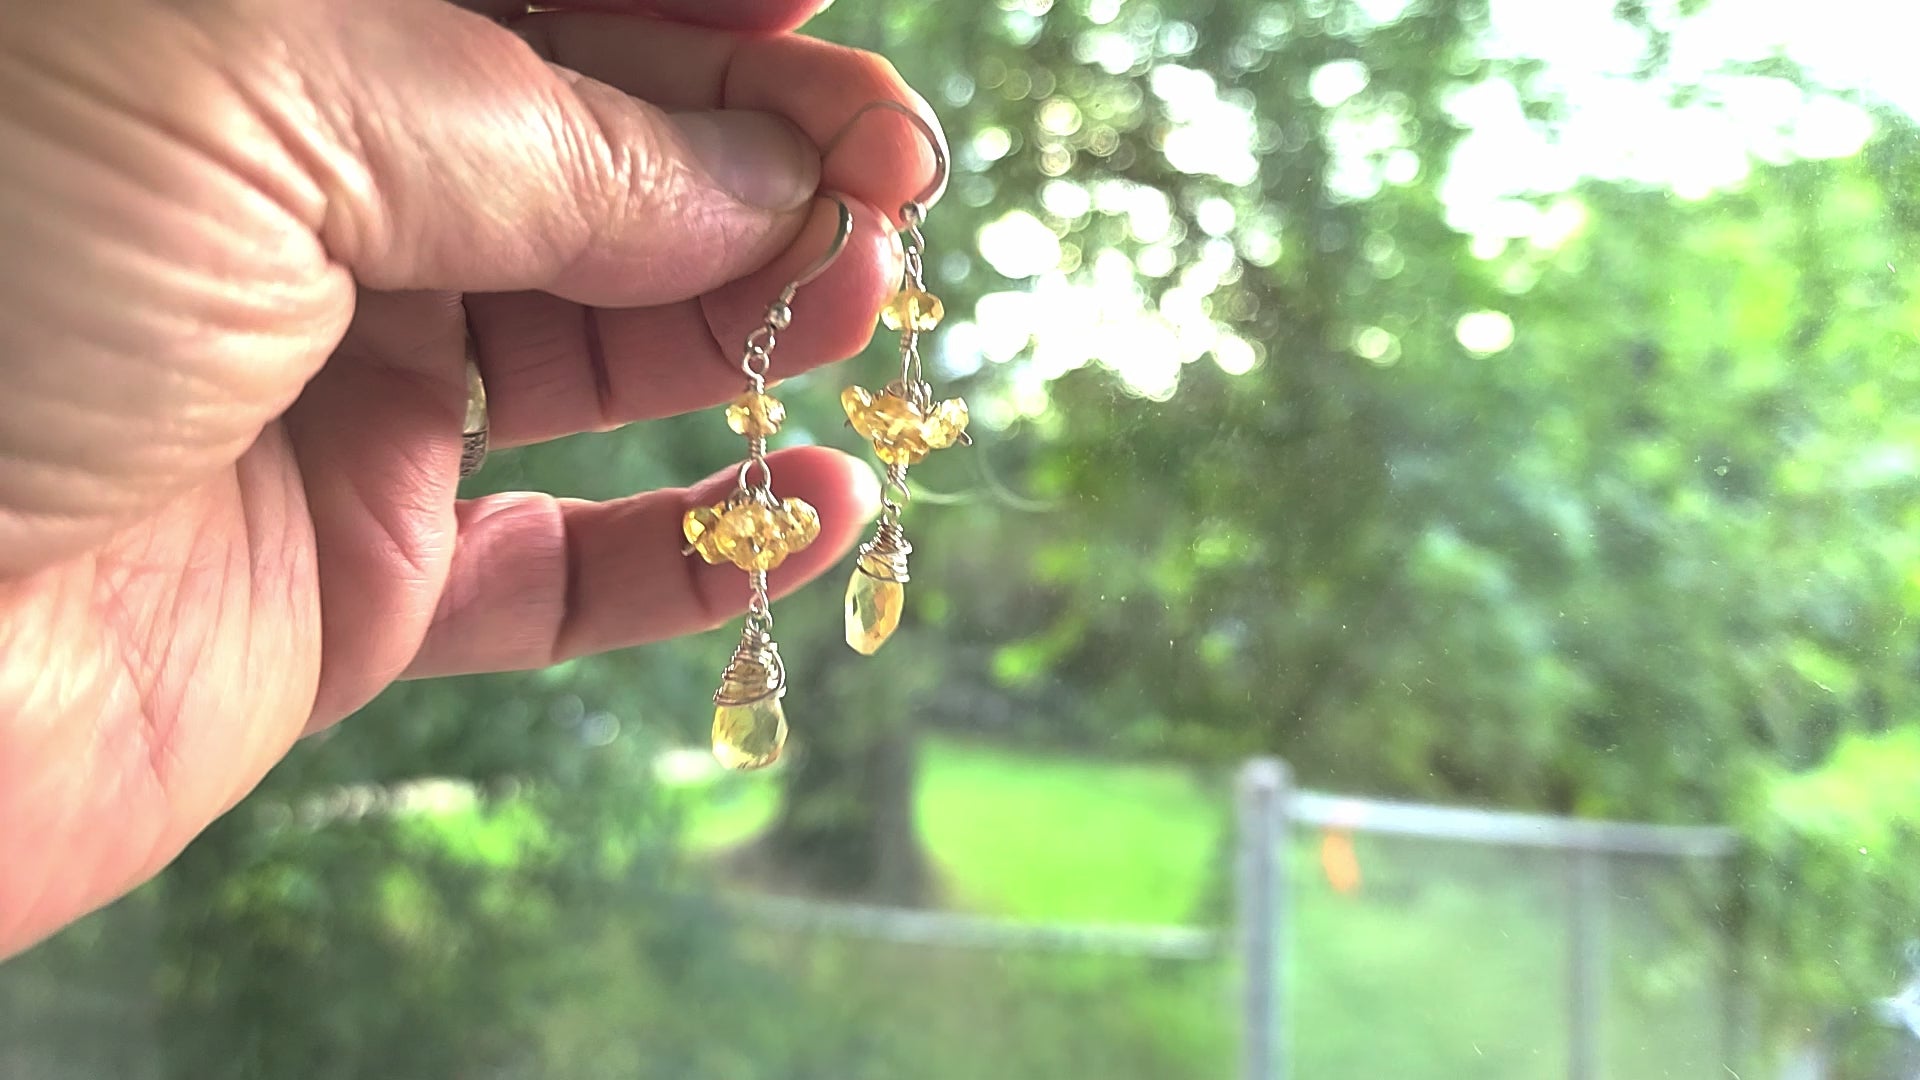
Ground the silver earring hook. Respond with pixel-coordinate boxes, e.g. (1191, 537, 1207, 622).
(737, 194, 855, 387)
(776, 194, 856, 302)
(821, 100, 950, 219)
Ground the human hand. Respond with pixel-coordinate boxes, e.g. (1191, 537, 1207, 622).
(0, 0, 942, 957)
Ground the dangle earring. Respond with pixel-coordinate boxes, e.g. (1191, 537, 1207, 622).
(827, 103, 971, 656)
(684, 198, 856, 770)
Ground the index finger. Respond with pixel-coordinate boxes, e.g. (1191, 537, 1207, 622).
(516, 11, 946, 222)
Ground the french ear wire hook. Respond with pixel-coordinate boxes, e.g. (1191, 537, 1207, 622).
(821, 100, 950, 218)
(777, 194, 856, 303)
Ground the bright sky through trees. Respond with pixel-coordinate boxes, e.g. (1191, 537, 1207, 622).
(958, 0, 1910, 405)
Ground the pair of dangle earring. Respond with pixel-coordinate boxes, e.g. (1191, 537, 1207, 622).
(837, 102, 971, 656)
(685, 102, 966, 770)
(683, 198, 856, 770)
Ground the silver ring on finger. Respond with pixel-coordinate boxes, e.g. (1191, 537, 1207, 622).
(460, 304, 489, 479)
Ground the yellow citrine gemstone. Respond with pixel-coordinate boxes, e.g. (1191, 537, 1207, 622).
(695, 497, 820, 572)
(780, 498, 821, 549)
(871, 439, 923, 467)
(841, 384, 875, 422)
(842, 385, 970, 466)
(712, 697, 787, 770)
(714, 503, 784, 572)
(871, 394, 922, 439)
(857, 390, 929, 464)
(842, 384, 906, 445)
(926, 397, 970, 450)
(845, 563, 905, 656)
(683, 505, 728, 564)
(725, 392, 786, 437)
(880, 289, 945, 333)
(840, 386, 889, 455)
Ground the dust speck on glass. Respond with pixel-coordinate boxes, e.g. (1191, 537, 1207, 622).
(7, 1, 1920, 1078)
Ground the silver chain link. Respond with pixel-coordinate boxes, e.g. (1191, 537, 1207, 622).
(732, 297, 797, 628)
(897, 204, 931, 395)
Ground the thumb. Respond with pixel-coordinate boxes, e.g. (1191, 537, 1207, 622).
(282, 0, 819, 306)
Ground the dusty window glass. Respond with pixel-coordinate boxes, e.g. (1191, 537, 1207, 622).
(6, 1, 1919, 1078)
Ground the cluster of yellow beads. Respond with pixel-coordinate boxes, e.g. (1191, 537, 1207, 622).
(842, 385, 970, 467)
(880, 287, 945, 333)
(684, 498, 820, 572)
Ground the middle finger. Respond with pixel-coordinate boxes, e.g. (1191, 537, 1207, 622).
(471, 194, 899, 446)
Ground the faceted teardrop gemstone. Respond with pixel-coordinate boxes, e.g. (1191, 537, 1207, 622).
(845, 561, 905, 656)
(711, 698, 787, 770)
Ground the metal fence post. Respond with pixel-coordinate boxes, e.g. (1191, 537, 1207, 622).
(1566, 848, 1608, 1080)
(1720, 920, 1748, 1079)
(1238, 758, 1291, 1080)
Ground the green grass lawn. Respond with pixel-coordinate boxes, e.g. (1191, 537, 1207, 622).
(687, 737, 1231, 924)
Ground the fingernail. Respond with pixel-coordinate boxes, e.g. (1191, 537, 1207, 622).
(672, 111, 819, 212)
